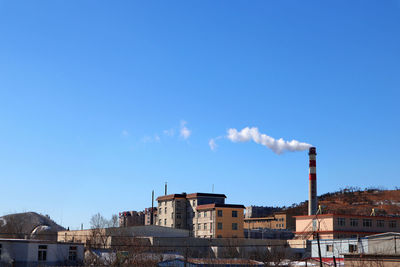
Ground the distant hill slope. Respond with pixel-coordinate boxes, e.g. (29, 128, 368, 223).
(0, 212, 65, 241)
(284, 188, 400, 216)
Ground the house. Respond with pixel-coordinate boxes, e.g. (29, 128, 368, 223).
(0, 238, 84, 266)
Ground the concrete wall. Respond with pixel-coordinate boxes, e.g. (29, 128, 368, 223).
(0, 240, 84, 267)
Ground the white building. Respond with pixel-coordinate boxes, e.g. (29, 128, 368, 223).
(0, 238, 84, 266)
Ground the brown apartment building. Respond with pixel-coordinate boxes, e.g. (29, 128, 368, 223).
(295, 213, 400, 240)
(196, 204, 245, 238)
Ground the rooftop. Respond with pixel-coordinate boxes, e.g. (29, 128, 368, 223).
(197, 203, 245, 210)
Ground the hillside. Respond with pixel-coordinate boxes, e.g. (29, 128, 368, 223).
(284, 188, 400, 216)
(0, 212, 65, 241)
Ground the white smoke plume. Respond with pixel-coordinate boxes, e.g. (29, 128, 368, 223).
(227, 127, 312, 154)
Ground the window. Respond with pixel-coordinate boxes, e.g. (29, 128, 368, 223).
(204, 223, 207, 230)
(217, 210, 223, 217)
(198, 212, 201, 218)
(232, 211, 238, 217)
(204, 211, 207, 217)
(171, 212, 174, 219)
(177, 213, 181, 219)
(326, 245, 333, 252)
(158, 219, 161, 225)
(349, 244, 357, 253)
(159, 209, 162, 215)
(377, 220, 385, 227)
(69, 246, 77, 261)
(232, 223, 238, 230)
(337, 218, 345, 226)
(217, 222, 223, 230)
(363, 219, 372, 227)
(164, 207, 167, 213)
(193, 200, 196, 206)
(38, 245, 47, 261)
(164, 219, 167, 226)
(198, 224, 201, 230)
(350, 219, 359, 227)
(389, 221, 397, 228)
(210, 222, 213, 231)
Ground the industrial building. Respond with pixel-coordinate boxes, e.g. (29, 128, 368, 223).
(0, 238, 84, 266)
(244, 212, 296, 231)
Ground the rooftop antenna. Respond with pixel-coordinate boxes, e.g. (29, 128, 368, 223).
(165, 182, 167, 196)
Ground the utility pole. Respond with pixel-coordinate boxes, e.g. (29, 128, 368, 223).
(317, 233, 323, 267)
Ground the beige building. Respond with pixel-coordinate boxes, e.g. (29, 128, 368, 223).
(155, 192, 226, 233)
(196, 204, 245, 238)
(244, 212, 296, 231)
(295, 213, 400, 240)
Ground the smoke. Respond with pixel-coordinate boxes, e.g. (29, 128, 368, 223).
(227, 127, 312, 154)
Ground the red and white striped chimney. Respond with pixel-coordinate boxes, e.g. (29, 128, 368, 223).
(308, 147, 317, 215)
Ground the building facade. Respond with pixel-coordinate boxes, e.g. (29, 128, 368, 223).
(0, 238, 84, 266)
(295, 214, 400, 240)
(119, 211, 145, 227)
(155, 192, 226, 231)
(144, 207, 157, 225)
(244, 212, 296, 231)
(156, 192, 247, 238)
(195, 204, 245, 238)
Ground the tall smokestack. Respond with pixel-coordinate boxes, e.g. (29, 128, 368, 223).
(308, 147, 317, 215)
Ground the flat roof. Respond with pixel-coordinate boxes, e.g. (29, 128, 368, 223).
(294, 213, 400, 219)
(0, 238, 83, 246)
(197, 203, 245, 210)
(186, 193, 226, 199)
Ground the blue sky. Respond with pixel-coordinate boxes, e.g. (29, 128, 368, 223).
(0, 0, 399, 229)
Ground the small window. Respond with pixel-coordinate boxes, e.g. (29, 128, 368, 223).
(38, 245, 47, 261)
(210, 222, 213, 231)
(164, 219, 166, 226)
(389, 221, 397, 228)
(349, 244, 357, 253)
(218, 222, 223, 230)
(363, 219, 372, 227)
(204, 223, 207, 230)
(326, 245, 333, 252)
(69, 246, 77, 261)
(164, 207, 167, 213)
(197, 224, 201, 230)
(377, 220, 385, 227)
(217, 210, 223, 217)
(232, 223, 238, 230)
(204, 211, 207, 217)
(158, 219, 161, 225)
(198, 212, 201, 218)
(337, 218, 345, 226)
(350, 219, 359, 227)
(232, 210, 238, 217)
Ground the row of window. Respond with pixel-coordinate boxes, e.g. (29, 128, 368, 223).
(194, 222, 239, 231)
(326, 244, 357, 253)
(337, 218, 397, 228)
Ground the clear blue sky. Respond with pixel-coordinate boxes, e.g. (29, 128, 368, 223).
(1, 1, 399, 229)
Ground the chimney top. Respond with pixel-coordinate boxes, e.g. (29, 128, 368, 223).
(309, 147, 316, 155)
